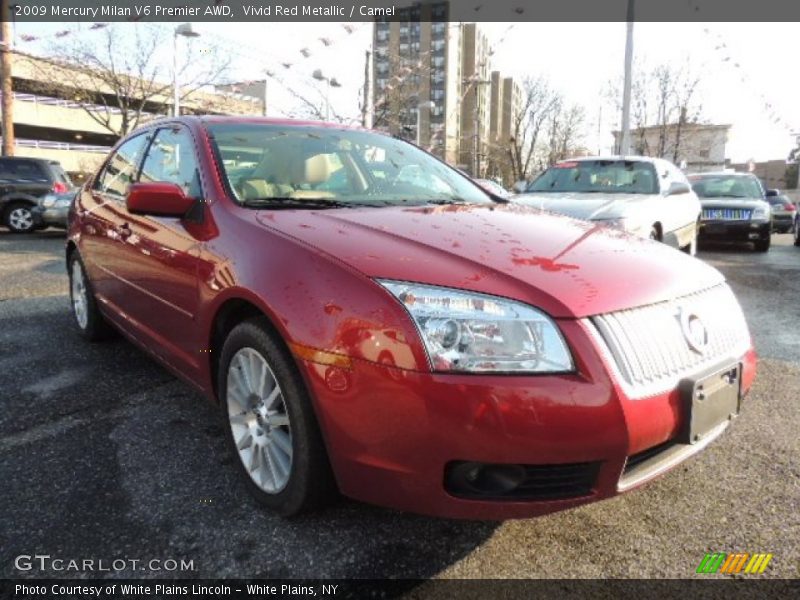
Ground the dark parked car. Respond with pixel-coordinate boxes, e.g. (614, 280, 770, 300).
(31, 189, 78, 230)
(765, 192, 796, 234)
(67, 116, 755, 519)
(688, 172, 772, 252)
(0, 157, 73, 233)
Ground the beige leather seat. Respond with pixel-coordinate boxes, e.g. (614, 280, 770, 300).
(239, 179, 279, 200)
(289, 154, 335, 199)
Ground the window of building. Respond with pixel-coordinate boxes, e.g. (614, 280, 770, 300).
(432, 56, 444, 68)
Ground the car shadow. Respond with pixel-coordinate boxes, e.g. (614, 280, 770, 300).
(0, 296, 499, 583)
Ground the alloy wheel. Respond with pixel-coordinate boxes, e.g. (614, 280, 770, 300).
(71, 262, 89, 330)
(9, 207, 34, 232)
(226, 347, 293, 493)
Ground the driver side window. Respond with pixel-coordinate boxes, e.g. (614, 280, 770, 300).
(139, 127, 202, 199)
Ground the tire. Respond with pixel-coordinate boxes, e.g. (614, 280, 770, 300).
(68, 253, 115, 341)
(648, 226, 660, 241)
(3, 202, 36, 233)
(794, 220, 800, 247)
(682, 221, 699, 256)
(754, 237, 771, 252)
(219, 318, 336, 516)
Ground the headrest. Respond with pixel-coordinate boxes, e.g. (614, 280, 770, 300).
(302, 154, 332, 185)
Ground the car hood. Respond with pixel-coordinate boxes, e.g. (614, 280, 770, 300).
(699, 197, 768, 209)
(254, 203, 723, 319)
(513, 192, 653, 221)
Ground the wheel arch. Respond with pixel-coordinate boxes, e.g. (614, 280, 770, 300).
(207, 294, 293, 405)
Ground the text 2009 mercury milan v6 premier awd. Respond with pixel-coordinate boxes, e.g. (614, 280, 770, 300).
(66, 117, 756, 519)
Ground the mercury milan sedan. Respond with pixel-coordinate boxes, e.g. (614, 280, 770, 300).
(67, 117, 756, 519)
(514, 156, 701, 255)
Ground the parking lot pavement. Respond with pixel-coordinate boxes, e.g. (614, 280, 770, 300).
(0, 231, 798, 580)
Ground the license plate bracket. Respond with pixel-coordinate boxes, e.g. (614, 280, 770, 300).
(679, 364, 742, 444)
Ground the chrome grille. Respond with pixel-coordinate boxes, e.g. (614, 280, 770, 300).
(702, 208, 751, 221)
(587, 284, 750, 399)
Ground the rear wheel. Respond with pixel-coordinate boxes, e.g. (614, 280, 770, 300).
(68, 253, 114, 341)
(794, 219, 800, 246)
(3, 202, 36, 233)
(219, 318, 336, 516)
(648, 226, 660, 241)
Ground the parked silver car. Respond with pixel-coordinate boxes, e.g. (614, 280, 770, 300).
(513, 156, 701, 254)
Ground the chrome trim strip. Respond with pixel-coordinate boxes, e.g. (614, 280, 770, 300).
(617, 420, 729, 492)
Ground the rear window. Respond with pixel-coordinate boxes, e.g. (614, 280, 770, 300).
(49, 163, 73, 188)
(0, 160, 49, 183)
(527, 160, 659, 195)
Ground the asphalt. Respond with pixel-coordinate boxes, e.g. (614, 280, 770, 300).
(0, 230, 798, 581)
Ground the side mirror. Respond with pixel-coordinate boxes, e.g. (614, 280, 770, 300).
(765, 189, 779, 197)
(666, 181, 690, 196)
(126, 182, 194, 217)
(512, 181, 528, 194)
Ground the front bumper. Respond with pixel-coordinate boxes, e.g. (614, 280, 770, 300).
(699, 219, 770, 242)
(297, 320, 757, 519)
(31, 205, 68, 229)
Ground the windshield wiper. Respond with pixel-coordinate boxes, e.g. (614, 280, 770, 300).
(240, 197, 351, 209)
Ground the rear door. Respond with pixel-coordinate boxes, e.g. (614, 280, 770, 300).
(78, 132, 152, 303)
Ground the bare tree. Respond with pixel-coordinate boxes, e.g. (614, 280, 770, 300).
(605, 58, 704, 161)
(506, 76, 561, 183)
(24, 25, 230, 137)
(544, 100, 586, 166)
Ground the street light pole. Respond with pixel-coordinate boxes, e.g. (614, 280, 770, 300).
(172, 23, 199, 117)
(619, 0, 635, 155)
(312, 69, 340, 122)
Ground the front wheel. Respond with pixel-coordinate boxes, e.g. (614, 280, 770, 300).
(754, 237, 771, 252)
(219, 318, 336, 516)
(793, 220, 800, 247)
(3, 202, 36, 233)
(682, 221, 699, 256)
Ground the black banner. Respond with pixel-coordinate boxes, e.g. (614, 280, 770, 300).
(2, 579, 800, 600)
(8, 0, 800, 23)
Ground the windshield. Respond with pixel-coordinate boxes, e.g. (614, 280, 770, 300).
(526, 160, 658, 195)
(689, 175, 763, 199)
(206, 123, 492, 207)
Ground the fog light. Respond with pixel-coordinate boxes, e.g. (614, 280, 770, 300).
(748, 233, 760, 239)
(446, 461, 525, 496)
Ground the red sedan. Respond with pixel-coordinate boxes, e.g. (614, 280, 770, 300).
(66, 117, 756, 519)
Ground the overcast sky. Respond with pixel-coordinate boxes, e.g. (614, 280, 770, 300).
(16, 21, 800, 162)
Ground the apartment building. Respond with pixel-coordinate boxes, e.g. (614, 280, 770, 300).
(371, 3, 522, 179)
(1, 52, 262, 178)
(371, 2, 463, 164)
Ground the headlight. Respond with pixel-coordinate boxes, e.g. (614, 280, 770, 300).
(42, 194, 57, 208)
(752, 206, 770, 220)
(55, 197, 72, 208)
(597, 217, 643, 235)
(378, 280, 574, 373)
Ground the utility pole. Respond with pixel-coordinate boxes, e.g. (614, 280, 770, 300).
(0, 0, 14, 156)
(464, 72, 491, 177)
(619, 0, 635, 156)
(361, 49, 370, 128)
